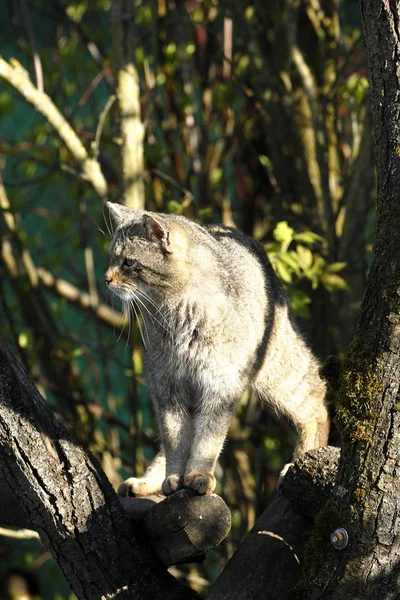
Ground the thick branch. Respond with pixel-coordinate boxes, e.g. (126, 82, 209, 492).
(298, 2, 400, 597)
(208, 446, 339, 600)
(0, 476, 231, 569)
(111, 0, 145, 209)
(0, 336, 196, 599)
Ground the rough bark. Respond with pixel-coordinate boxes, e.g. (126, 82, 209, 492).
(0, 336, 197, 600)
(0, 476, 231, 569)
(296, 2, 400, 598)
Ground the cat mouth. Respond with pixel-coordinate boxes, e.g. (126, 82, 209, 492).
(107, 282, 132, 301)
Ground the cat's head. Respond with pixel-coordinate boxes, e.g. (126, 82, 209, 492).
(104, 202, 191, 302)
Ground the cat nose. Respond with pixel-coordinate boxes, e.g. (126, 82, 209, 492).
(104, 273, 113, 285)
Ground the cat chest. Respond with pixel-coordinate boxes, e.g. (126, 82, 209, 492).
(148, 332, 244, 399)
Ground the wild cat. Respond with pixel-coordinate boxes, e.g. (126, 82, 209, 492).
(104, 202, 329, 496)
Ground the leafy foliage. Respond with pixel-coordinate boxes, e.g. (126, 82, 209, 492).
(266, 222, 347, 318)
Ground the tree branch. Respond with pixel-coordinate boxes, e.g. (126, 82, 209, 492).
(0, 58, 108, 202)
(208, 446, 340, 600)
(111, 0, 145, 209)
(0, 335, 197, 599)
(36, 267, 125, 329)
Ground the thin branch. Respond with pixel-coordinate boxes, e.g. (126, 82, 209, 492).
(0, 526, 40, 540)
(78, 70, 107, 107)
(152, 169, 195, 200)
(0, 161, 123, 329)
(36, 267, 125, 329)
(93, 94, 116, 159)
(19, 0, 44, 92)
(0, 58, 108, 202)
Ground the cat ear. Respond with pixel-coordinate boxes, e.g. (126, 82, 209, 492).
(106, 202, 138, 227)
(143, 215, 171, 252)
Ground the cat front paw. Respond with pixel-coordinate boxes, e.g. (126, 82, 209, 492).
(118, 477, 161, 497)
(162, 474, 184, 496)
(184, 471, 216, 495)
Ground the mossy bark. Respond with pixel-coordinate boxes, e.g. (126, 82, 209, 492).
(297, 2, 400, 598)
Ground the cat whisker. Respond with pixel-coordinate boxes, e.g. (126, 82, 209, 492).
(132, 298, 151, 347)
(97, 225, 109, 238)
(134, 293, 172, 336)
(132, 294, 157, 333)
(124, 299, 133, 351)
(134, 290, 173, 334)
(103, 208, 113, 238)
(134, 288, 161, 313)
(128, 298, 149, 349)
(116, 302, 128, 343)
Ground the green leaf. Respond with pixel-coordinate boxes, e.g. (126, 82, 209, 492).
(265, 242, 281, 255)
(279, 251, 302, 276)
(295, 245, 313, 271)
(305, 255, 326, 279)
(275, 260, 293, 284)
(293, 231, 323, 245)
(18, 332, 29, 348)
(289, 289, 312, 319)
(273, 221, 294, 244)
(66, 2, 88, 23)
(321, 273, 348, 292)
(167, 200, 182, 214)
(326, 262, 347, 273)
(71, 347, 84, 358)
(209, 167, 223, 187)
(259, 155, 272, 171)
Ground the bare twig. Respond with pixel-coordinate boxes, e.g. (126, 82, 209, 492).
(19, 0, 44, 92)
(93, 94, 116, 159)
(0, 169, 122, 330)
(152, 169, 195, 200)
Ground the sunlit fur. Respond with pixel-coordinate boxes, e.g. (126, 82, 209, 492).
(105, 202, 330, 497)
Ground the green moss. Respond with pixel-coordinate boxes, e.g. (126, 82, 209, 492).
(335, 338, 382, 444)
(292, 340, 383, 597)
(302, 500, 342, 580)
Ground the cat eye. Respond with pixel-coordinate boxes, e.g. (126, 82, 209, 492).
(122, 257, 141, 271)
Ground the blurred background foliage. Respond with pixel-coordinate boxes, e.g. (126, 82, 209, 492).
(0, 0, 374, 597)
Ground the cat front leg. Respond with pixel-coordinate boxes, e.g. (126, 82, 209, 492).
(159, 403, 193, 496)
(184, 404, 236, 495)
(118, 451, 166, 497)
(118, 400, 193, 496)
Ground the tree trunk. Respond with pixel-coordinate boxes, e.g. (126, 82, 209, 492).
(295, 1, 400, 597)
